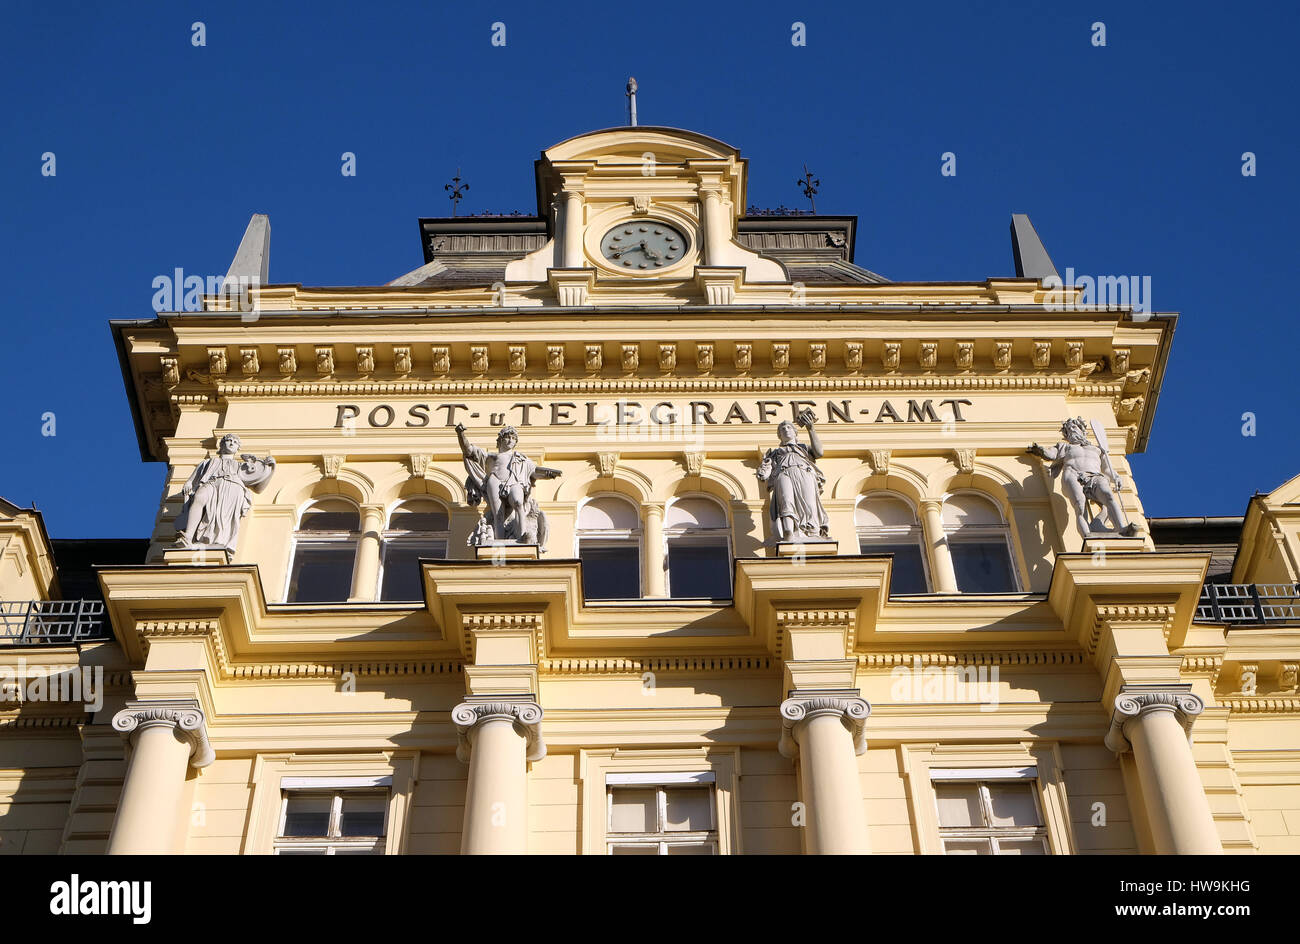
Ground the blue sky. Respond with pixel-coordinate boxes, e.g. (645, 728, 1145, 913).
(2, 0, 1296, 537)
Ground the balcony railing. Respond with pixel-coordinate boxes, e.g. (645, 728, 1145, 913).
(0, 600, 111, 645)
(1195, 584, 1300, 625)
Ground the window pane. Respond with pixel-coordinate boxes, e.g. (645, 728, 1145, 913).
(282, 795, 331, 837)
(934, 782, 983, 827)
(986, 782, 1041, 827)
(380, 542, 445, 601)
(667, 542, 731, 598)
(339, 795, 387, 837)
(277, 848, 328, 855)
(390, 503, 449, 532)
(861, 542, 928, 594)
(664, 842, 714, 855)
(950, 542, 1016, 593)
(288, 545, 357, 603)
(609, 789, 656, 833)
(300, 502, 360, 531)
(581, 545, 640, 599)
(996, 839, 1048, 855)
(943, 839, 992, 855)
(664, 787, 713, 831)
(609, 844, 658, 855)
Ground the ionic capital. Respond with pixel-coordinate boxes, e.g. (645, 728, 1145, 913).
(111, 700, 214, 768)
(778, 693, 870, 759)
(1104, 685, 1204, 754)
(452, 698, 546, 763)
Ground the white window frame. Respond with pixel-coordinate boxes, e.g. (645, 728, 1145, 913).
(942, 492, 1020, 593)
(247, 754, 416, 855)
(284, 499, 362, 603)
(606, 777, 719, 855)
(579, 748, 740, 855)
(575, 496, 644, 600)
(900, 743, 1075, 856)
(275, 786, 390, 855)
(377, 499, 451, 601)
(931, 767, 1050, 855)
(856, 494, 931, 593)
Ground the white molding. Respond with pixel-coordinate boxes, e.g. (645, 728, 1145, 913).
(930, 766, 1037, 781)
(281, 775, 393, 789)
(607, 771, 715, 785)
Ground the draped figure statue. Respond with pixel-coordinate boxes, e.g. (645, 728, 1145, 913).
(757, 410, 830, 543)
(172, 433, 276, 551)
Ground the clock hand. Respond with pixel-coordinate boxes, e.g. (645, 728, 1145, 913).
(610, 240, 648, 258)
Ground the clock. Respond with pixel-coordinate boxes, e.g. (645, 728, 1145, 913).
(599, 221, 687, 270)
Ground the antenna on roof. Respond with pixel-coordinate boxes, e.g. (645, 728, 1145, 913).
(626, 77, 638, 127)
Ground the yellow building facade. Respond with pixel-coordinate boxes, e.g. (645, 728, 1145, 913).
(3, 126, 1299, 855)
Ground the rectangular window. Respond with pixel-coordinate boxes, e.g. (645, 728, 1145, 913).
(287, 544, 357, 603)
(860, 541, 929, 594)
(606, 781, 718, 855)
(580, 543, 641, 600)
(950, 541, 1017, 593)
(667, 540, 732, 598)
(379, 541, 447, 602)
(275, 789, 388, 855)
(933, 777, 1048, 855)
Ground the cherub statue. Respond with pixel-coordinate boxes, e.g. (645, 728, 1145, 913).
(456, 423, 561, 545)
(172, 433, 276, 551)
(1028, 417, 1138, 539)
(757, 409, 830, 543)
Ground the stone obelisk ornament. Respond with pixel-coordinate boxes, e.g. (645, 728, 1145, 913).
(456, 423, 561, 549)
(757, 409, 831, 543)
(172, 433, 276, 551)
(1027, 417, 1138, 539)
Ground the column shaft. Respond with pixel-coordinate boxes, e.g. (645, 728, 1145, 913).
(461, 716, 529, 854)
(349, 503, 386, 601)
(700, 189, 728, 266)
(1127, 708, 1221, 854)
(796, 712, 870, 854)
(561, 191, 584, 267)
(107, 721, 193, 854)
(921, 499, 959, 593)
(643, 503, 666, 598)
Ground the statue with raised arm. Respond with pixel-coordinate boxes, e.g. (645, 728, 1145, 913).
(456, 423, 560, 548)
(172, 433, 276, 551)
(757, 409, 830, 543)
(1028, 417, 1138, 539)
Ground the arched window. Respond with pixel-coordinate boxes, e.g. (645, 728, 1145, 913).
(856, 494, 929, 594)
(287, 498, 360, 603)
(942, 493, 1018, 593)
(664, 496, 733, 599)
(577, 495, 642, 600)
(379, 498, 451, 602)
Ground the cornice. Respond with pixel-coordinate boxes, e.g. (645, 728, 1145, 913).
(858, 650, 1086, 668)
(540, 654, 774, 675)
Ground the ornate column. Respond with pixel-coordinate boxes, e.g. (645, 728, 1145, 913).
(919, 499, 959, 593)
(643, 502, 666, 598)
(349, 503, 386, 601)
(779, 694, 871, 854)
(560, 190, 584, 267)
(1105, 686, 1221, 854)
(699, 186, 729, 266)
(108, 700, 214, 854)
(453, 697, 545, 854)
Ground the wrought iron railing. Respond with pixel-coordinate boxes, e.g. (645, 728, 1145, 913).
(0, 600, 111, 645)
(1195, 584, 1300, 625)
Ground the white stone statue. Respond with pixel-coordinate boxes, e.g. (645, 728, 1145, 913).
(1028, 417, 1138, 539)
(757, 410, 830, 543)
(456, 423, 560, 548)
(172, 433, 276, 551)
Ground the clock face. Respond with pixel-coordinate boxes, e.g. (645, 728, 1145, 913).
(600, 221, 687, 270)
